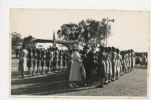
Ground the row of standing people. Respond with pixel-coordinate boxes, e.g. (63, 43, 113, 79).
(69, 45, 136, 88)
(18, 45, 68, 78)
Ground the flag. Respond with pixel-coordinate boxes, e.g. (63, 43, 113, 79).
(53, 31, 56, 47)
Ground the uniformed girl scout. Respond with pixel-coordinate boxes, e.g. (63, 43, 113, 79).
(94, 51, 98, 74)
(46, 48, 50, 73)
(27, 48, 33, 76)
(111, 47, 117, 81)
(128, 50, 132, 71)
(37, 49, 41, 75)
(125, 51, 129, 73)
(32, 48, 37, 76)
(63, 51, 66, 71)
(96, 46, 106, 88)
(120, 51, 124, 75)
(54, 48, 59, 72)
(41, 49, 46, 74)
(116, 49, 121, 79)
(64, 51, 68, 71)
(104, 47, 109, 84)
(131, 50, 135, 70)
(49, 47, 53, 73)
(107, 47, 112, 83)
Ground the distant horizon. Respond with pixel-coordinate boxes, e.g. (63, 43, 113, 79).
(10, 9, 150, 52)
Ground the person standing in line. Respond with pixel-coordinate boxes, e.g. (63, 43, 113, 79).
(87, 48, 94, 85)
(32, 48, 37, 76)
(69, 46, 82, 88)
(49, 47, 53, 73)
(81, 45, 89, 85)
(64, 51, 68, 71)
(111, 47, 116, 81)
(120, 51, 124, 75)
(56, 48, 59, 72)
(37, 49, 41, 75)
(53, 48, 56, 72)
(15, 48, 19, 58)
(131, 50, 135, 70)
(58, 50, 61, 71)
(18, 47, 24, 78)
(27, 48, 33, 76)
(46, 48, 50, 73)
(108, 47, 112, 83)
(41, 49, 46, 74)
(63, 51, 67, 71)
(96, 46, 106, 88)
(104, 47, 109, 84)
(125, 52, 129, 73)
(116, 49, 121, 79)
(92, 48, 97, 74)
(128, 50, 132, 71)
(18, 44, 28, 78)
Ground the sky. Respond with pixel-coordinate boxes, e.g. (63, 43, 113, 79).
(10, 9, 150, 52)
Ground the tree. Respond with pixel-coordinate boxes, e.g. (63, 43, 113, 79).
(57, 18, 114, 49)
(12, 32, 22, 49)
(57, 23, 81, 41)
(23, 35, 36, 49)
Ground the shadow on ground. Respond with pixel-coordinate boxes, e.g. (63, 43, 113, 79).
(11, 71, 96, 95)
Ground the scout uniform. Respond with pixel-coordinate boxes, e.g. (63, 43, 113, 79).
(46, 49, 51, 73)
(32, 49, 37, 76)
(37, 49, 41, 75)
(96, 46, 106, 88)
(27, 48, 33, 76)
(108, 47, 112, 83)
(104, 47, 109, 84)
(111, 47, 117, 81)
(116, 49, 121, 79)
(87, 50, 94, 84)
(63, 51, 66, 71)
(41, 49, 46, 74)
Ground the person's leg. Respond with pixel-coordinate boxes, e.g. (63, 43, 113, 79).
(21, 61, 24, 78)
(37, 60, 40, 75)
(48, 61, 51, 73)
(108, 73, 111, 83)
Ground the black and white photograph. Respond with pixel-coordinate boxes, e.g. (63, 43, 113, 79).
(10, 9, 149, 97)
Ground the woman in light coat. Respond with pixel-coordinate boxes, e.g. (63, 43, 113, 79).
(69, 46, 83, 88)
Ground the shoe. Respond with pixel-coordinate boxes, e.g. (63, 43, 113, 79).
(74, 84, 79, 88)
(84, 83, 87, 86)
(69, 84, 74, 88)
(36, 73, 40, 75)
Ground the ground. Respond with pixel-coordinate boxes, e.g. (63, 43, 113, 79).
(11, 55, 147, 97)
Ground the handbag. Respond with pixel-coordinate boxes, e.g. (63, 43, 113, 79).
(80, 64, 86, 79)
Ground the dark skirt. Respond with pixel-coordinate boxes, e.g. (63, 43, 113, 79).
(97, 63, 105, 78)
(27, 59, 33, 67)
(63, 60, 65, 66)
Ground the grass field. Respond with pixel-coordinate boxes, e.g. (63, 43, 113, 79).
(11, 55, 147, 97)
